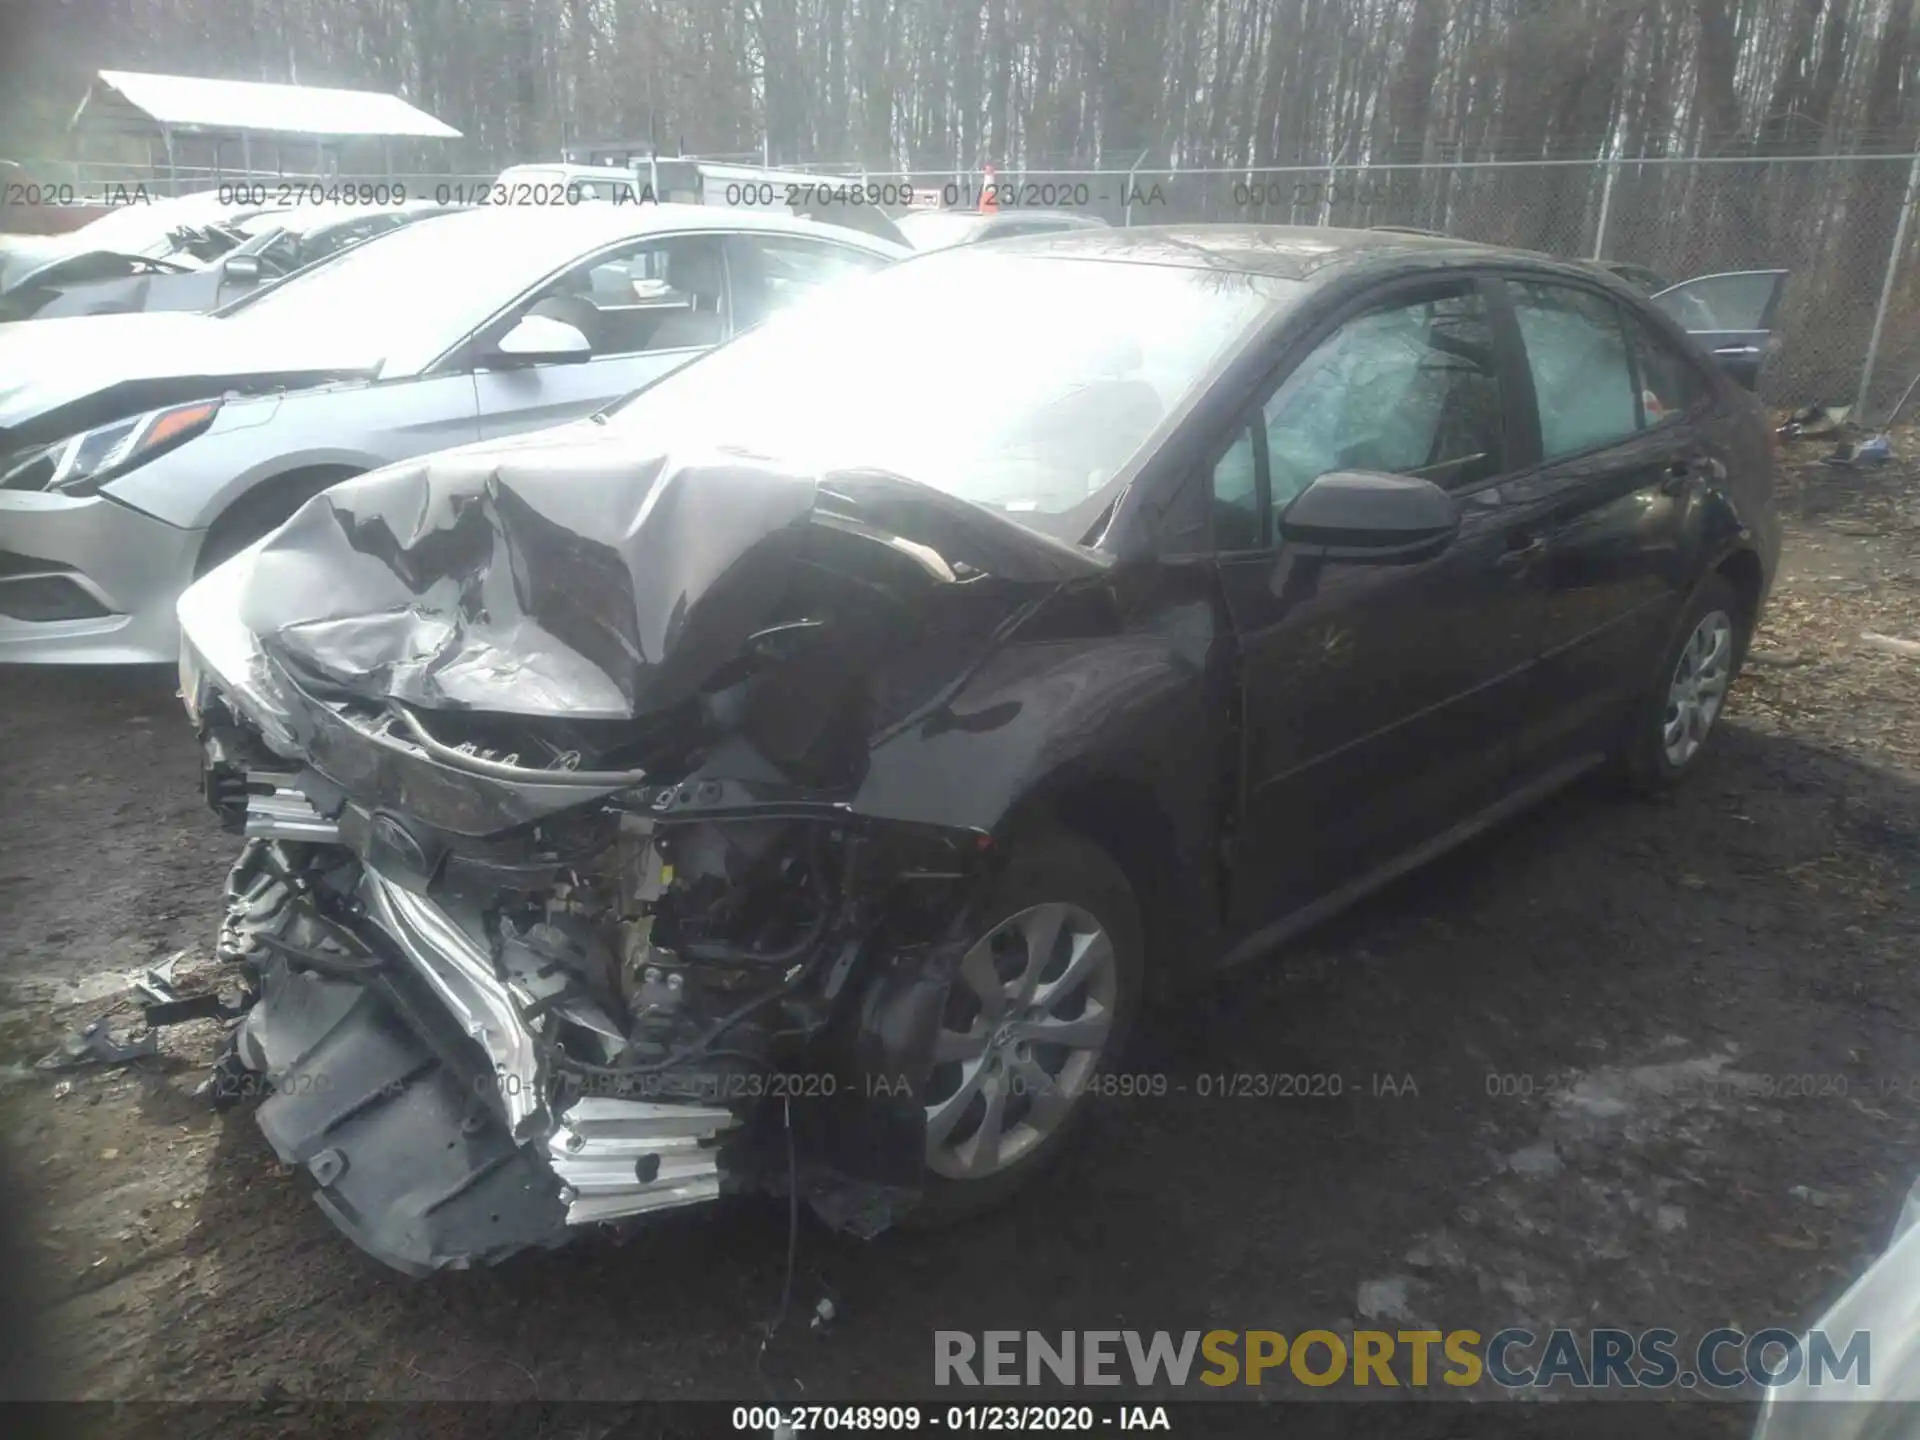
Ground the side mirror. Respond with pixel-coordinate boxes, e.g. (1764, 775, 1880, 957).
(488, 313, 592, 367)
(1278, 470, 1460, 561)
(222, 253, 262, 282)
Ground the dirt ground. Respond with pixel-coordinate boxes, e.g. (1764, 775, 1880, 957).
(2, 441, 1919, 1435)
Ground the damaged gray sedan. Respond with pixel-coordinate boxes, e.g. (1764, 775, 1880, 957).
(176, 226, 1779, 1273)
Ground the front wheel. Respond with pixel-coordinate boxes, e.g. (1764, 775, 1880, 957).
(1620, 574, 1745, 791)
(908, 830, 1144, 1225)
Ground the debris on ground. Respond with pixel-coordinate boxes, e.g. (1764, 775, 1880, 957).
(34, 1020, 158, 1074)
(1861, 632, 1920, 659)
(1737, 435, 1920, 763)
(1824, 433, 1894, 468)
(133, 952, 246, 1028)
(1780, 402, 1850, 440)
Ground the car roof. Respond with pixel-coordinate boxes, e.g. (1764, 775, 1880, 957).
(979, 223, 1558, 281)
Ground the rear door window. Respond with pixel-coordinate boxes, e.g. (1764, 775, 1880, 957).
(1509, 281, 1639, 461)
(726, 234, 890, 331)
(1623, 311, 1710, 426)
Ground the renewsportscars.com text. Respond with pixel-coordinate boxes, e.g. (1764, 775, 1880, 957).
(934, 1327, 1870, 1391)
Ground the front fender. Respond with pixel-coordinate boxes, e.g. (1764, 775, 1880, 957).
(103, 395, 396, 530)
(847, 623, 1212, 838)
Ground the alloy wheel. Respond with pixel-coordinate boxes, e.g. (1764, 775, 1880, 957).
(1663, 609, 1734, 769)
(924, 901, 1117, 1181)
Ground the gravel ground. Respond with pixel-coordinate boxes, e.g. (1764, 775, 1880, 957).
(1, 442, 1918, 1435)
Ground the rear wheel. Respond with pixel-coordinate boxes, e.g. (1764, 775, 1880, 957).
(1620, 573, 1744, 791)
(909, 830, 1144, 1225)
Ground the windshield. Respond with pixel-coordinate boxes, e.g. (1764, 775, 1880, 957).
(602, 250, 1291, 537)
(894, 211, 991, 250)
(212, 210, 473, 348)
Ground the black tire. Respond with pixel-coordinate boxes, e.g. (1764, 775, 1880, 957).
(1619, 573, 1746, 793)
(195, 471, 354, 577)
(906, 829, 1145, 1226)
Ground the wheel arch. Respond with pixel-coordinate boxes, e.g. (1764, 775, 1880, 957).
(1715, 544, 1766, 647)
(193, 463, 363, 577)
(997, 767, 1212, 997)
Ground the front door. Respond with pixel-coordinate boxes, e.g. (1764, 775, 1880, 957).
(471, 233, 729, 439)
(1211, 275, 1540, 924)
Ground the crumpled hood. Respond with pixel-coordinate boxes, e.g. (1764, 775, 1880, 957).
(210, 427, 1110, 722)
(0, 234, 77, 293)
(0, 311, 379, 438)
(2, 246, 199, 294)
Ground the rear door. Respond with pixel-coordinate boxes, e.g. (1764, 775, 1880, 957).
(1651, 269, 1788, 390)
(1497, 274, 1722, 774)
(470, 233, 728, 439)
(1210, 273, 1542, 922)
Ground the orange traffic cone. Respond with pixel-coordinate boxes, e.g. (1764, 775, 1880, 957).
(979, 163, 998, 214)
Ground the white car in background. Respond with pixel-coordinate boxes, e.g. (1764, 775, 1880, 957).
(894, 208, 1108, 251)
(0, 203, 904, 663)
(491, 161, 704, 205)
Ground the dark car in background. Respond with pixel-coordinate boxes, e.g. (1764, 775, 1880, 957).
(1647, 269, 1790, 391)
(1585, 261, 1789, 390)
(178, 225, 1778, 1275)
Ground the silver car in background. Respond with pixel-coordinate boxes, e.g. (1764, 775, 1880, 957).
(3, 201, 459, 321)
(1751, 1176, 1920, 1439)
(0, 203, 904, 663)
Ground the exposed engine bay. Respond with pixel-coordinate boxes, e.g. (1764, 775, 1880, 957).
(174, 439, 1199, 1274)
(202, 798, 975, 1272)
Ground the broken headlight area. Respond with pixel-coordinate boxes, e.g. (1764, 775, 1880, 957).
(205, 785, 986, 1274)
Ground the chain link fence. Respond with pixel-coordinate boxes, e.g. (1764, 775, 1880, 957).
(19, 152, 1920, 418)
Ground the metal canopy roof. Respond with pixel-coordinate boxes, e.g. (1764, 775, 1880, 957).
(78, 70, 461, 140)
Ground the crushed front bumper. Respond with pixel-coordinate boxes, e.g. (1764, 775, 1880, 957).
(217, 830, 739, 1275)
(0, 489, 205, 663)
